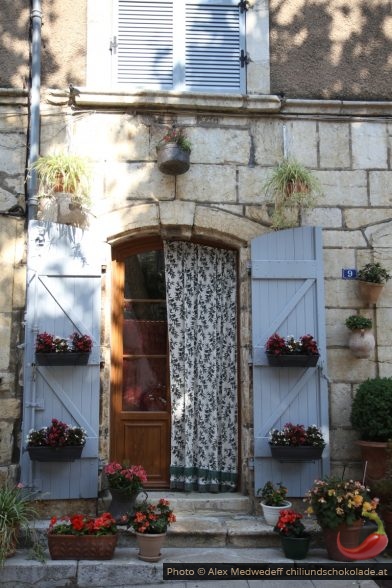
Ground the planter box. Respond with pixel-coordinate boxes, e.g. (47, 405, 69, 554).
(35, 352, 90, 366)
(27, 445, 84, 462)
(266, 353, 319, 367)
(270, 445, 324, 462)
(48, 534, 117, 560)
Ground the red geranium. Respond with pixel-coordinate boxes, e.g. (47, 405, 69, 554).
(48, 512, 117, 536)
(274, 509, 308, 538)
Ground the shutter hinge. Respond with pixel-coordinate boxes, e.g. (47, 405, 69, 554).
(110, 36, 117, 55)
(247, 261, 252, 275)
(238, 0, 250, 13)
(240, 49, 251, 68)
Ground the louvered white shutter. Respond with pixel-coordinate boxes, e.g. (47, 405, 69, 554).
(115, 0, 174, 88)
(185, 0, 245, 92)
(113, 0, 245, 92)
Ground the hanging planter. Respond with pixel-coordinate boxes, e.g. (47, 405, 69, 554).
(270, 445, 324, 461)
(156, 128, 191, 176)
(357, 262, 391, 306)
(265, 333, 320, 367)
(26, 418, 86, 462)
(27, 445, 84, 462)
(266, 353, 319, 367)
(35, 332, 92, 365)
(345, 315, 375, 358)
(35, 352, 90, 366)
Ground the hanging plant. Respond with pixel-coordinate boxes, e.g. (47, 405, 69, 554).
(156, 128, 191, 175)
(263, 159, 322, 229)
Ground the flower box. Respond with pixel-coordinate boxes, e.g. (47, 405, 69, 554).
(270, 445, 324, 462)
(27, 445, 84, 462)
(35, 352, 90, 366)
(266, 353, 319, 367)
(48, 533, 117, 560)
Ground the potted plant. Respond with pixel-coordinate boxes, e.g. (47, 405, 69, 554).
(26, 418, 87, 461)
(304, 477, 374, 561)
(47, 512, 118, 560)
(127, 498, 176, 562)
(274, 508, 311, 559)
(156, 127, 191, 175)
(345, 315, 375, 358)
(263, 158, 322, 229)
(35, 331, 93, 365)
(269, 423, 326, 461)
(357, 262, 391, 306)
(30, 152, 91, 206)
(350, 377, 392, 483)
(257, 481, 292, 526)
(0, 483, 40, 567)
(103, 462, 148, 523)
(265, 332, 320, 367)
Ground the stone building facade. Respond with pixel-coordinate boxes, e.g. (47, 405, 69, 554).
(0, 0, 391, 500)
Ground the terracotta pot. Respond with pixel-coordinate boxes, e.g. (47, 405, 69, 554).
(135, 532, 167, 562)
(281, 535, 310, 559)
(260, 501, 292, 526)
(357, 440, 388, 483)
(348, 329, 375, 358)
(358, 281, 385, 306)
(48, 533, 118, 560)
(322, 520, 363, 561)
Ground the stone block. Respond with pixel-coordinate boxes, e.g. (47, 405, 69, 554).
(327, 348, 376, 382)
(329, 428, 361, 461)
(319, 122, 350, 169)
(302, 207, 342, 228)
(252, 120, 284, 166)
(323, 249, 356, 279)
(322, 230, 367, 248)
(0, 133, 26, 175)
(284, 120, 318, 167)
(0, 421, 14, 464)
(0, 313, 11, 368)
(177, 165, 236, 203)
(325, 279, 360, 308)
(329, 383, 352, 428)
(187, 127, 250, 165)
(378, 347, 392, 378)
(376, 309, 392, 345)
(369, 171, 392, 206)
(194, 206, 265, 245)
(245, 204, 272, 226)
(238, 166, 271, 203)
(352, 121, 388, 169)
(326, 308, 351, 348)
(159, 201, 195, 228)
(316, 171, 368, 206)
(101, 203, 160, 241)
(12, 265, 27, 309)
(104, 162, 174, 206)
(365, 220, 392, 249)
(0, 398, 21, 419)
(344, 208, 390, 229)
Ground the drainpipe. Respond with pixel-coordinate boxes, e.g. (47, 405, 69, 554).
(27, 0, 42, 221)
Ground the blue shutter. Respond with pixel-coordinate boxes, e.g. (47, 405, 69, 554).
(20, 222, 103, 499)
(113, 0, 245, 92)
(251, 227, 330, 497)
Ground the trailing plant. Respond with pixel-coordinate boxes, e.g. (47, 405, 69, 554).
(350, 377, 392, 442)
(157, 128, 191, 153)
(257, 481, 288, 507)
(345, 315, 372, 330)
(263, 158, 322, 229)
(357, 262, 391, 284)
(30, 152, 91, 205)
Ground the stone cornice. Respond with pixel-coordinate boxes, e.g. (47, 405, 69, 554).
(0, 88, 28, 106)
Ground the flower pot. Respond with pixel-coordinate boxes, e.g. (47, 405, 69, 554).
(270, 445, 324, 462)
(260, 501, 292, 526)
(48, 533, 117, 560)
(281, 535, 310, 559)
(348, 329, 375, 358)
(108, 488, 140, 524)
(135, 532, 167, 562)
(157, 143, 190, 175)
(357, 440, 388, 484)
(35, 352, 90, 366)
(27, 445, 84, 462)
(266, 354, 319, 367)
(322, 521, 363, 561)
(358, 280, 385, 306)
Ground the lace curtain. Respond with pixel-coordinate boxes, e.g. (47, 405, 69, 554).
(164, 241, 238, 492)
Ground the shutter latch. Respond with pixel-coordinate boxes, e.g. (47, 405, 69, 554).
(240, 50, 251, 68)
(238, 0, 250, 13)
(110, 36, 118, 55)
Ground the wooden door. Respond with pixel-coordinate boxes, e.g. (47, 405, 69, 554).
(21, 221, 103, 498)
(251, 227, 330, 497)
(111, 238, 170, 488)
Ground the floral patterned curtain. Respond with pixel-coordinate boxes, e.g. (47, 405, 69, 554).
(164, 241, 238, 492)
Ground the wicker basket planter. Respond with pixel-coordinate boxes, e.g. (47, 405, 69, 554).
(27, 445, 84, 462)
(266, 353, 319, 367)
(35, 352, 90, 366)
(48, 533, 117, 560)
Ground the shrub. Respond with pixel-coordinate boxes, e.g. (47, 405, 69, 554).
(351, 378, 392, 442)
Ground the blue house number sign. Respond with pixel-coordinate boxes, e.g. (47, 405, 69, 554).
(342, 269, 357, 279)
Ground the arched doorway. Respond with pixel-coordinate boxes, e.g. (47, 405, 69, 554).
(111, 237, 239, 491)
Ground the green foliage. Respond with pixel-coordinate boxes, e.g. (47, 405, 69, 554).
(357, 262, 391, 284)
(263, 158, 322, 229)
(350, 378, 392, 441)
(257, 481, 288, 506)
(157, 128, 191, 153)
(30, 152, 91, 205)
(0, 483, 41, 567)
(345, 315, 373, 330)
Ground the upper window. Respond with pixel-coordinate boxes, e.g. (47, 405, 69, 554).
(111, 0, 246, 93)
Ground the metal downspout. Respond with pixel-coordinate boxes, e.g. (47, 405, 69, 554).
(27, 0, 42, 221)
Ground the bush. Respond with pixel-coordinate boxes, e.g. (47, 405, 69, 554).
(345, 315, 372, 330)
(351, 378, 392, 442)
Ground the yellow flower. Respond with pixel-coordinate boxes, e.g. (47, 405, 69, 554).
(353, 495, 363, 506)
(306, 506, 314, 514)
(362, 500, 376, 512)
